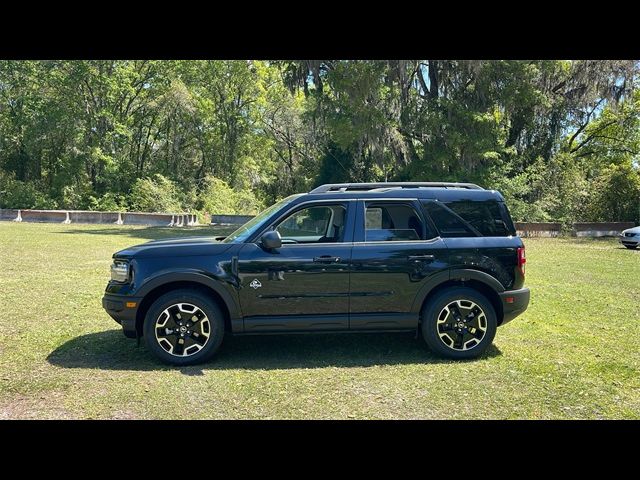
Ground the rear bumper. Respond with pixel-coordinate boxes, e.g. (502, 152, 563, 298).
(499, 287, 530, 325)
(102, 294, 142, 339)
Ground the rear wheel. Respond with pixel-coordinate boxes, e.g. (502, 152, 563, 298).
(143, 289, 225, 366)
(421, 287, 497, 360)
(624, 244, 637, 249)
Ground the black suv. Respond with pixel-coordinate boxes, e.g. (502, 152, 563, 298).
(103, 182, 530, 365)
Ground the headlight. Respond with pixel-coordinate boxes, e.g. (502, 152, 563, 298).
(110, 260, 130, 283)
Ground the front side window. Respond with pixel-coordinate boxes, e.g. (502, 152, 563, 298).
(364, 202, 432, 242)
(223, 195, 301, 243)
(275, 204, 347, 244)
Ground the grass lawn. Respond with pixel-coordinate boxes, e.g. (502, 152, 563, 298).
(0, 222, 638, 419)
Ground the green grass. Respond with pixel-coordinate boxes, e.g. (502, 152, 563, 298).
(0, 222, 638, 419)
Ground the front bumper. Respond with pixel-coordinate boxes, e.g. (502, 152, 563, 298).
(102, 293, 143, 338)
(499, 287, 530, 325)
(619, 235, 639, 247)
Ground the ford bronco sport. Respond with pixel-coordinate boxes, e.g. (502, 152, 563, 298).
(103, 182, 530, 365)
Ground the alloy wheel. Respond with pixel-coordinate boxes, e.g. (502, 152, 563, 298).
(154, 303, 211, 357)
(436, 299, 488, 351)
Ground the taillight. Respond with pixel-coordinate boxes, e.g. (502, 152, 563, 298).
(517, 246, 526, 277)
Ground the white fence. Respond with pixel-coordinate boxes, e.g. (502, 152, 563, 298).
(1, 210, 636, 235)
(0, 209, 200, 227)
(515, 222, 635, 237)
(210, 214, 255, 225)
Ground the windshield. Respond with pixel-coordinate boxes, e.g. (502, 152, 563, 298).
(222, 195, 302, 243)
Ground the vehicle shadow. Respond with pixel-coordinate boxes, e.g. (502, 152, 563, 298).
(46, 329, 502, 374)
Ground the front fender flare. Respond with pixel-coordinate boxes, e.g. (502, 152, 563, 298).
(136, 270, 241, 321)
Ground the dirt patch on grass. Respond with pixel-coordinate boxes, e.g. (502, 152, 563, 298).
(108, 409, 139, 420)
(0, 393, 77, 420)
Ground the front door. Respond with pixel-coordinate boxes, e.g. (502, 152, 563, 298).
(238, 201, 355, 332)
(349, 199, 449, 329)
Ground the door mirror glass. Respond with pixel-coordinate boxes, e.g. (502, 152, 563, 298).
(261, 230, 282, 249)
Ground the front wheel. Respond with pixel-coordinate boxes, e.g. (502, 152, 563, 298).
(143, 289, 225, 366)
(421, 287, 497, 360)
(624, 244, 637, 250)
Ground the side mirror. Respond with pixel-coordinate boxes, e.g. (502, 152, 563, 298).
(261, 230, 282, 250)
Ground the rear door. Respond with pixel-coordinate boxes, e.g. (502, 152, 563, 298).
(422, 199, 523, 290)
(348, 199, 449, 329)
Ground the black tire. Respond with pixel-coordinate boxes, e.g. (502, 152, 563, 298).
(143, 289, 225, 366)
(421, 287, 497, 360)
(624, 245, 637, 250)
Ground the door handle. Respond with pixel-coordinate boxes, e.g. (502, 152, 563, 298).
(313, 255, 341, 263)
(408, 254, 435, 262)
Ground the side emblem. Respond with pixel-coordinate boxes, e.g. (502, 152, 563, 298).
(249, 279, 262, 290)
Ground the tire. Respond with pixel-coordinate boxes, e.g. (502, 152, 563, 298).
(143, 289, 225, 366)
(421, 287, 497, 360)
(624, 245, 637, 250)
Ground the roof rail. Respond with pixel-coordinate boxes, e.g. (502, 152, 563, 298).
(309, 182, 484, 193)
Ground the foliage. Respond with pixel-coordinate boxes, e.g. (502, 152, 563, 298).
(128, 174, 183, 213)
(196, 175, 263, 215)
(586, 163, 640, 222)
(0, 171, 53, 209)
(88, 192, 128, 212)
(0, 60, 639, 223)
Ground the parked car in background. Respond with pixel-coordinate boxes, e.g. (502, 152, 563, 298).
(619, 226, 640, 249)
(103, 182, 530, 366)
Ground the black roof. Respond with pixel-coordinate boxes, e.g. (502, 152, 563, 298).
(299, 183, 504, 202)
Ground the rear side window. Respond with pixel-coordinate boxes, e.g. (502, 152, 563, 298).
(423, 200, 516, 237)
(364, 202, 434, 241)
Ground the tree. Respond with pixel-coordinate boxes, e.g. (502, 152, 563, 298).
(1, 60, 638, 222)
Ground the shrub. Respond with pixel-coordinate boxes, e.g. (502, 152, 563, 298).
(59, 184, 93, 210)
(197, 176, 263, 215)
(88, 192, 128, 212)
(128, 174, 183, 213)
(0, 171, 54, 209)
(586, 163, 640, 223)
(487, 161, 550, 222)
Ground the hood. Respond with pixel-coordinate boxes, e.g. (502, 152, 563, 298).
(623, 226, 640, 235)
(114, 236, 234, 259)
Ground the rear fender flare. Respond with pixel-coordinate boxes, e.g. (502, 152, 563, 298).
(410, 269, 504, 314)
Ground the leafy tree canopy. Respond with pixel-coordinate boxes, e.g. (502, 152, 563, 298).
(0, 60, 638, 222)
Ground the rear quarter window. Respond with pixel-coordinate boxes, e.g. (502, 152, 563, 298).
(423, 200, 516, 237)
